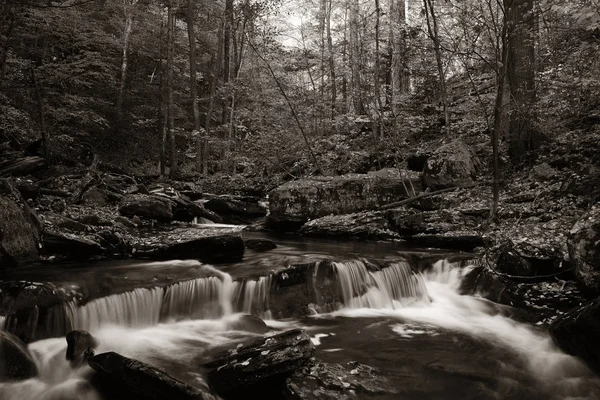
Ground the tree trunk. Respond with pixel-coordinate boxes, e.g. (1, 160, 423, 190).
(326, 0, 336, 119)
(350, 0, 365, 115)
(157, 20, 166, 176)
(167, 0, 178, 178)
(117, 0, 136, 127)
(186, 0, 203, 174)
(423, 0, 450, 134)
(31, 66, 48, 160)
(222, 0, 233, 125)
(342, 3, 348, 113)
(374, 0, 382, 138)
(505, 0, 538, 164)
(391, 0, 409, 111)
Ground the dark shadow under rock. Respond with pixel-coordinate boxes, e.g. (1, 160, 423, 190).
(0, 331, 38, 381)
(88, 351, 209, 400)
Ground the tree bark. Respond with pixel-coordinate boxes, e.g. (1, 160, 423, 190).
(350, 0, 366, 115)
(505, 0, 538, 164)
(222, 0, 233, 125)
(157, 20, 166, 176)
(186, 0, 203, 174)
(374, 0, 382, 138)
(326, 0, 336, 119)
(423, 0, 450, 134)
(31, 66, 48, 160)
(167, 0, 178, 178)
(117, 0, 137, 127)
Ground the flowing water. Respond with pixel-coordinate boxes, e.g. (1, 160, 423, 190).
(1, 235, 599, 400)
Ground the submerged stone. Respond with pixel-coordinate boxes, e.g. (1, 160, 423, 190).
(0, 331, 38, 381)
(66, 330, 98, 368)
(203, 328, 314, 397)
(88, 351, 208, 400)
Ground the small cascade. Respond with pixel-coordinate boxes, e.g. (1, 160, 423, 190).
(424, 258, 475, 289)
(0, 315, 5, 331)
(236, 276, 272, 318)
(65, 287, 164, 332)
(333, 260, 429, 309)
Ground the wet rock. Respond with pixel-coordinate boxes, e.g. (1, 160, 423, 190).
(78, 214, 113, 227)
(226, 314, 270, 334)
(300, 211, 400, 240)
(204, 195, 267, 224)
(423, 140, 479, 190)
(171, 197, 222, 224)
(0, 195, 39, 267)
(41, 230, 104, 260)
(131, 227, 244, 263)
(66, 330, 98, 368)
(568, 207, 600, 294)
(0, 331, 38, 381)
(408, 232, 484, 252)
(244, 238, 277, 252)
(285, 361, 397, 400)
(44, 215, 88, 233)
(459, 266, 516, 305)
(203, 329, 314, 397)
(0, 281, 80, 342)
(88, 351, 207, 400)
(269, 261, 341, 318)
(268, 169, 422, 229)
(550, 297, 600, 374)
(119, 194, 173, 222)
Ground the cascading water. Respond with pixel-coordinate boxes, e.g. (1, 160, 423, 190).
(333, 260, 429, 309)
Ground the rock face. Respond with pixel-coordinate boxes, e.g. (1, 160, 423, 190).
(119, 194, 173, 221)
(286, 361, 397, 400)
(88, 351, 207, 400)
(204, 195, 267, 224)
(243, 238, 277, 252)
(203, 329, 314, 397)
(42, 230, 105, 260)
(131, 228, 244, 263)
(568, 207, 600, 294)
(66, 330, 98, 368)
(269, 261, 341, 318)
(300, 211, 399, 240)
(423, 140, 478, 190)
(0, 196, 39, 266)
(550, 298, 600, 374)
(268, 169, 422, 228)
(0, 331, 38, 381)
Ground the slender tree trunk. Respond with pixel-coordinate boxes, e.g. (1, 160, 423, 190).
(248, 40, 323, 175)
(31, 67, 48, 160)
(342, 4, 348, 113)
(423, 0, 450, 133)
(117, 0, 136, 126)
(167, 0, 178, 178)
(326, 0, 336, 119)
(374, 0, 382, 138)
(222, 0, 233, 125)
(490, 8, 509, 222)
(391, 0, 409, 109)
(0, 5, 15, 78)
(186, 0, 203, 174)
(505, 0, 538, 164)
(350, 0, 365, 114)
(157, 20, 166, 176)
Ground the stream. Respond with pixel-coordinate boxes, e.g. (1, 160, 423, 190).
(1, 233, 599, 400)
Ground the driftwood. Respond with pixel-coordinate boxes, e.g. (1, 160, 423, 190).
(0, 156, 45, 177)
(380, 184, 477, 210)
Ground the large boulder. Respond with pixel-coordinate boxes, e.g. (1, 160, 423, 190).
(268, 169, 422, 229)
(66, 330, 98, 368)
(204, 195, 267, 224)
(119, 194, 173, 222)
(568, 207, 600, 294)
(300, 211, 400, 240)
(423, 140, 478, 190)
(130, 227, 244, 263)
(203, 329, 314, 397)
(41, 230, 105, 260)
(88, 351, 208, 400)
(0, 196, 39, 266)
(0, 331, 38, 381)
(549, 298, 600, 374)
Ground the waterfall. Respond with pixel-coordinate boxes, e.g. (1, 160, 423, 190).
(333, 260, 429, 309)
(236, 276, 272, 318)
(65, 287, 164, 332)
